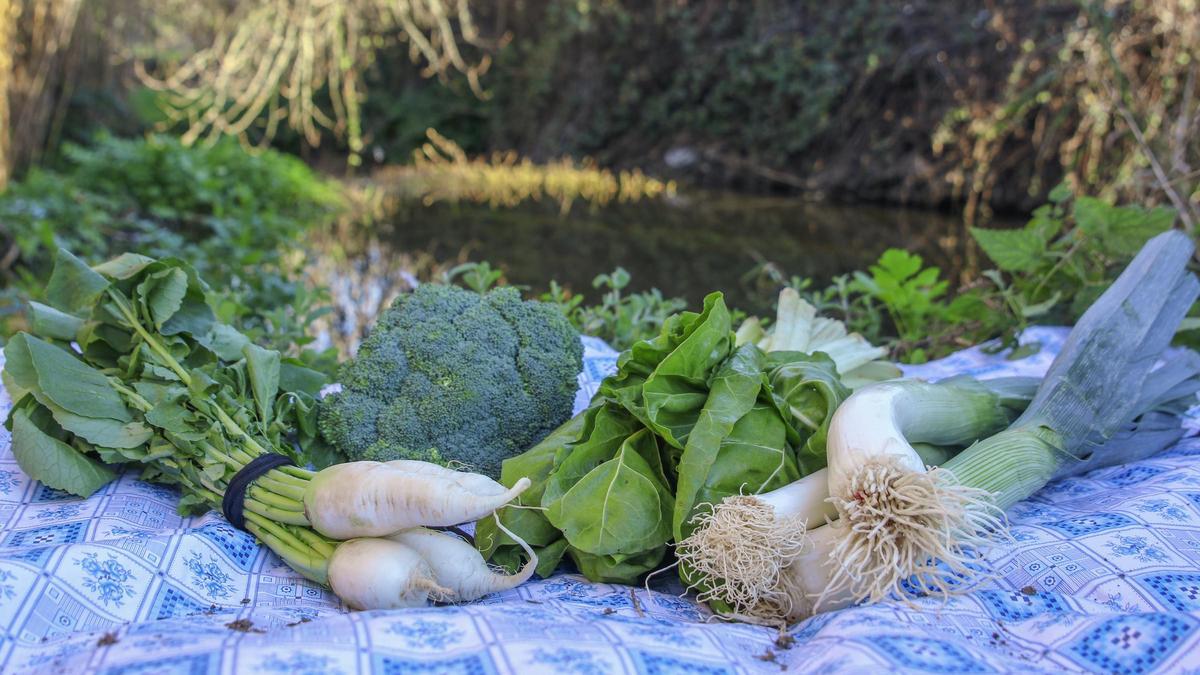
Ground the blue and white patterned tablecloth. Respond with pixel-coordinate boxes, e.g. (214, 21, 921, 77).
(5, 329, 1200, 673)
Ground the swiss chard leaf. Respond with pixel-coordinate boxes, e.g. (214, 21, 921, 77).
(475, 413, 587, 569)
(567, 546, 667, 585)
(765, 351, 850, 475)
(671, 343, 766, 540)
(545, 428, 674, 556)
(540, 404, 641, 507)
(640, 292, 733, 448)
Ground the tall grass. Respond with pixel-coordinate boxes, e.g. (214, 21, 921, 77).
(377, 128, 676, 213)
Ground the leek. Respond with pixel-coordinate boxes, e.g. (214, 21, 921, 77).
(824, 230, 1200, 608)
(675, 375, 1038, 623)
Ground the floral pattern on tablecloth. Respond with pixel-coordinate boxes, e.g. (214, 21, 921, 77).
(4, 328, 1200, 673)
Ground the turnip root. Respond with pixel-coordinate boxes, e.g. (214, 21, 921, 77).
(327, 537, 450, 610)
(390, 523, 538, 602)
(303, 460, 532, 539)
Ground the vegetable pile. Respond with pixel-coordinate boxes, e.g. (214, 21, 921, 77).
(6, 229, 1200, 630)
(318, 283, 583, 478)
(478, 231, 1200, 625)
(475, 288, 931, 613)
(2, 251, 539, 610)
(687, 231, 1200, 623)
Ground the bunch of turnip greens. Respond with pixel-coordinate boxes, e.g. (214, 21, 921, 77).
(2, 250, 545, 609)
(2, 249, 338, 577)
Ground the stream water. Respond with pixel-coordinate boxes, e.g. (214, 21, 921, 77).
(372, 191, 1015, 313)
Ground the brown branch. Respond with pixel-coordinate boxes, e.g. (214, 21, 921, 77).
(1107, 82, 1198, 233)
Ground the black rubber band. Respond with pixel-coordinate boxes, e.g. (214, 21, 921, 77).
(433, 525, 475, 547)
(222, 453, 296, 531)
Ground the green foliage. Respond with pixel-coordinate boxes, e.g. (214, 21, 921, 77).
(852, 250, 949, 349)
(445, 261, 505, 295)
(0, 134, 342, 367)
(317, 283, 584, 478)
(970, 188, 1177, 336)
(476, 0, 897, 173)
(441, 261, 688, 353)
(2, 250, 331, 498)
(751, 188, 1187, 364)
(548, 268, 689, 352)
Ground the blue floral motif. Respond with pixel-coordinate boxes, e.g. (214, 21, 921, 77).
(0, 568, 16, 600)
(531, 648, 610, 675)
(0, 469, 18, 494)
(1103, 593, 1140, 613)
(1053, 480, 1098, 497)
(33, 504, 83, 521)
(1012, 503, 1054, 519)
(540, 576, 591, 596)
(1137, 499, 1191, 522)
(1066, 613, 1199, 674)
(257, 652, 342, 675)
(1106, 535, 1171, 563)
(1012, 529, 1039, 542)
(134, 481, 179, 500)
(184, 551, 235, 599)
(387, 619, 460, 649)
(108, 526, 155, 539)
(75, 551, 136, 607)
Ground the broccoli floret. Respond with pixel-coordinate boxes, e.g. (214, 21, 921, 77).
(317, 283, 583, 478)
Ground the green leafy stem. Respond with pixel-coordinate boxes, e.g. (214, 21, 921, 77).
(104, 286, 333, 583)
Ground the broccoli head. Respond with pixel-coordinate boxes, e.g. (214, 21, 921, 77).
(318, 283, 583, 478)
